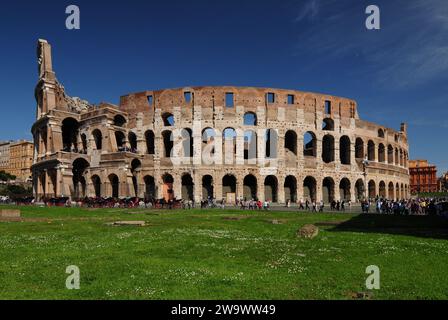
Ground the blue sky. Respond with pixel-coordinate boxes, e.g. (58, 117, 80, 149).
(0, 0, 447, 173)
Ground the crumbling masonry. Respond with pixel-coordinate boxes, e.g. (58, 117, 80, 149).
(32, 39, 410, 203)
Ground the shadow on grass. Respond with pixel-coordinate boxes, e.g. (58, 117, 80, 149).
(323, 214, 448, 240)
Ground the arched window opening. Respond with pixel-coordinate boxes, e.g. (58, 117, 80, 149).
(92, 129, 102, 150)
(378, 143, 385, 163)
(162, 113, 175, 126)
(115, 131, 126, 151)
(264, 175, 278, 203)
(285, 130, 297, 156)
(109, 174, 119, 198)
(113, 115, 126, 127)
(355, 138, 364, 159)
(144, 176, 156, 200)
(92, 175, 101, 198)
(339, 178, 351, 201)
(181, 174, 194, 201)
(243, 112, 257, 126)
(145, 130, 155, 154)
(303, 176, 317, 201)
(244, 130, 257, 161)
(303, 132, 317, 157)
(202, 175, 214, 200)
(128, 132, 137, 153)
(379, 181, 386, 198)
(62, 118, 79, 152)
(368, 180, 376, 199)
(367, 140, 375, 161)
(80, 134, 87, 153)
(223, 128, 236, 163)
(265, 129, 278, 159)
(182, 128, 194, 158)
(243, 174, 257, 200)
(284, 176, 297, 203)
(222, 174, 237, 201)
(322, 177, 335, 203)
(340, 136, 351, 165)
(322, 118, 334, 131)
(72, 158, 89, 199)
(162, 130, 173, 158)
(322, 135, 335, 163)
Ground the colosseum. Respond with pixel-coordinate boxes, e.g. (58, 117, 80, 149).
(32, 39, 410, 204)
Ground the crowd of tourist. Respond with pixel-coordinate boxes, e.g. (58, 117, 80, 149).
(2, 193, 447, 216)
(360, 197, 448, 216)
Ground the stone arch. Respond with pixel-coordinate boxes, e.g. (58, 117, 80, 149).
(265, 129, 278, 159)
(340, 136, 351, 165)
(285, 130, 297, 156)
(72, 158, 89, 199)
(244, 130, 257, 160)
(144, 175, 156, 200)
(339, 178, 351, 201)
(113, 115, 126, 127)
(322, 177, 335, 203)
(80, 133, 87, 152)
(243, 174, 257, 200)
(379, 181, 386, 198)
(223, 128, 237, 163)
(115, 131, 126, 150)
(322, 118, 334, 131)
(222, 174, 237, 201)
(303, 176, 317, 201)
(202, 175, 214, 200)
(303, 131, 317, 157)
(264, 175, 278, 203)
(284, 176, 297, 202)
(162, 112, 174, 126)
(62, 117, 79, 152)
(202, 128, 216, 161)
(144, 130, 155, 154)
(91, 175, 101, 198)
(395, 148, 399, 165)
(368, 180, 376, 199)
(182, 128, 194, 158)
(130, 159, 142, 197)
(162, 173, 174, 201)
(367, 140, 375, 161)
(243, 112, 257, 126)
(181, 173, 194, 201)
(355, 138, 364, 159)
(396, 183, 400, 199)
(322, 134, 335, 163)
(388, 182, 395, 200)
(378, 128, 385, 138)
(387, 144, 394, 164)
(92, 129, 103, 150)
(128, 131, 137, 152)
(108, 174, 119, 198)
(378, 143, 386, 163)
(162, 130, 173, 157)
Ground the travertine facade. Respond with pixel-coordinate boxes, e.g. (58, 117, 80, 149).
(32, 39, 410, 203)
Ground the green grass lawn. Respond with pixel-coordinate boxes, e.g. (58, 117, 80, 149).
(0, 205, 447, 300)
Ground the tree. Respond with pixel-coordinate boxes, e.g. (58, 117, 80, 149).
(0, 171, 16, 181)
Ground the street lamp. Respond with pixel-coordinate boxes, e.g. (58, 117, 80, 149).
(362, 156, 370, 200)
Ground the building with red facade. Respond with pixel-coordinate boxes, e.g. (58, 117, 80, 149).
(409, 160, 438, 194)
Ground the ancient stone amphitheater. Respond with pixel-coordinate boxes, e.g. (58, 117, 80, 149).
(32, 39, 410, 204)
